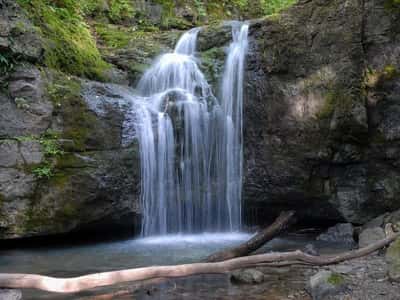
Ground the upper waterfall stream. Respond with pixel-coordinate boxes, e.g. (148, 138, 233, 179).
(131, 23, 249, 236)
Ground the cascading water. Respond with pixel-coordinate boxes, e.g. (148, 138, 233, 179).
(132, 23, 249, 236)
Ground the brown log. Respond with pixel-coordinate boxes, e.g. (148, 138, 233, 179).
(206, 210, 296, 262)
(0, 232, 396, 294)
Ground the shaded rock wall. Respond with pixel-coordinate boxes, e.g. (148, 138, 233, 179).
(243, 0, 400, 225)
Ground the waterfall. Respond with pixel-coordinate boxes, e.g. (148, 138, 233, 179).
(133, 23, 249, 236)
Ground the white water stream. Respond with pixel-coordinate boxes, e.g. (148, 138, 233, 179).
(132, 23, 249, 236)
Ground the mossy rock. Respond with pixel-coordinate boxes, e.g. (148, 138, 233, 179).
(386, 238, 400, 281)
(199, 47, 226, 88)
(17, 0, 110, 80)
(45, 72, 98, 151)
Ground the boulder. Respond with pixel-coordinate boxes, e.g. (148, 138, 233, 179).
(303, 243, 319, 256)
(385, 238, 400, 282)
(308, 271, 346, 300)
(358, 227, 386, 248)
(230, 268, 265, 284)
(317, 223, 356, 248)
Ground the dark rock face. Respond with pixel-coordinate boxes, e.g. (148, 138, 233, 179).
(316, 223, 356, 248)
(0, 65, 141, 239)
(242, 0, 400, 225)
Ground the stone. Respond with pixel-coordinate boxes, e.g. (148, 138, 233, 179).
(317, 223, 356, 248)
(0, 66, 53, 138)
(230, 268, 265, 284)
(385, 238, 400, 282)
(303, 243, 319, 256)
(0, 289, 22, 300)
(0, 0, 43, 61)
(242, 0, 400, 225)
(0, 140, 22, 168)
(308, 271, 346, 300)
(358, 227, 385, 248)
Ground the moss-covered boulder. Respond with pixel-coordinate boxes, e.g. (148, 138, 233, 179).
(386, 238, 400, 282)
(0, 69, 141, 239)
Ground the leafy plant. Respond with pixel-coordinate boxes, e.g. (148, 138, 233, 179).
(32, 164, 53, 179)
(108, 0, 135, 23)
(261, 0, 297, 15)
(16, 131, 64, 179)
(0, 52, 16, 76)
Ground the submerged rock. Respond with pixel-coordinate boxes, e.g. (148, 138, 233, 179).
(0, 289, 22, 300)
(230, 268, 265, 284)
(303, 243, 319, 256)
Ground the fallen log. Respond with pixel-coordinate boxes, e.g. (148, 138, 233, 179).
(0, 231, 397, 294)
(206, 210, 296, 262)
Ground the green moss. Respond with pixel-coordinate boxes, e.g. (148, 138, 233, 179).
(200, 47, 225, 84)
(57, 202, 79, 220)
(317, 92, 335, 119)
(46, 72, 97, 151)
(383, 65, 399, 80)
(95, 23, 159, 49)
(316, 89, 353, 120)
(23, 194, 80, 233)
(365, 65, 399, 89)
(95, 23, 133, 48)
(261, 0, 297, 15)
(327, 273, 345, 286)
(108, 0, 135, 23)
(17, 0, 110, 80)
(384, 0, 400, 11)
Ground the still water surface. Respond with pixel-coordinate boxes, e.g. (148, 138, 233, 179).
(0, 232, 328, 299)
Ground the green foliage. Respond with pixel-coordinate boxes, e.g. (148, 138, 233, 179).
(0, 52, 17, 76)
(17, 130, 64, 179)
(39, 132, 64, 158)
(32, 164, 53, 179)
(261, 0, 297, 15)
(17, 0, 109, 80)
(95, 23, 156, 48)
(108, 0, 135, 23)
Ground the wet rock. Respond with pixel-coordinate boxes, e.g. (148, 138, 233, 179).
(317, 223, 356, 248)
(303, 243, 319, 256)
(308, 271, 346, 300)
(385, 238, 400, 282)
(362, 210, 400, 232)
(230, 268, 265, 284)
(0, 289, 22, 300)
(0, 0, 43, 61)
(358, 227, 385, 248)
(0, 65, 53, 138)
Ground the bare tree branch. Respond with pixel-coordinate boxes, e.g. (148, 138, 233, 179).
(0, 232, 397, 294)
(206, 211, 296, 262)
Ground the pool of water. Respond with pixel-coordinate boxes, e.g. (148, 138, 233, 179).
(0, 231, 338, 299)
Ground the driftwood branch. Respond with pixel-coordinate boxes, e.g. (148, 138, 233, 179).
(206, 210, 296, 262)
(0, 232, 397, 294)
